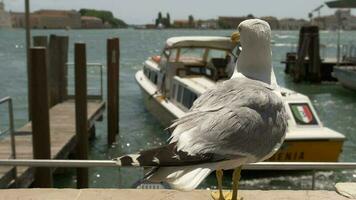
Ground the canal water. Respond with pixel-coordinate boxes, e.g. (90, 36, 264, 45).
(0, 28, 355, 190)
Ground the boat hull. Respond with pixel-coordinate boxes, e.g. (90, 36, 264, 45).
(268, 140, 343, 162)
(136, 71, 343, 162)
(139, 93, 343, 162)
(138, 82, 176, 128)
(333, 67, 356, 91)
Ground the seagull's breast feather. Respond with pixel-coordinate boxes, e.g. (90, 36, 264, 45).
(170, 78, 288, 162)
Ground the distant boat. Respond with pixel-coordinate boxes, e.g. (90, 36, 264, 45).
(136, 36, 345, 163)
(333, 66, 356, 91)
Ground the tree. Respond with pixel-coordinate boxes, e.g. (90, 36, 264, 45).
(188, 15, 194, 28)
(79, 9, 127, 28)
(166, 13, 171, 27)
(247, 14, 255, 19)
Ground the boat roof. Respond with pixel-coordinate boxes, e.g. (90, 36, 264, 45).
(165, 36, 236, 50)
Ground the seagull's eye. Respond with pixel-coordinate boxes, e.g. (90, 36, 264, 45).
(238, 26, 242, 32)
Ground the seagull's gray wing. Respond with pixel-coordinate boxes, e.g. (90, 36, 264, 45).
(170, 78, 287, 161)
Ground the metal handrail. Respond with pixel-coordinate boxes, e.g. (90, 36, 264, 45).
(66, 62, 104, 100)
(0, 159, 355, 170)
(0, 159, 355, 190)
(0, 97, 17, 182)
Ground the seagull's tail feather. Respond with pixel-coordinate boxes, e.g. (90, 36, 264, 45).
(114, 143, 213, 167)
(147, 163, 217, 191)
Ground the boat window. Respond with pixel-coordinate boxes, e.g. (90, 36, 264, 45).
(171, 83, 177, 99)
(169, 49, 178, 62)
(206, 68, 213, 76)
(289, 103, 318, 125)
(159, 50, 169, 69)
(149, 71, 158, 84)
(143, 67, 150, 79)
(177, 84, 183, 102)
(182, 88, 198, 109)
(207, 49, 228, 60)
(179, 48, 205, 63)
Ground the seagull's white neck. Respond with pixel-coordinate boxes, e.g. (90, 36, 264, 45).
(232, 33, 277, 90)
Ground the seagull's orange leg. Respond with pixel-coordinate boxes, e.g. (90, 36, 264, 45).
(231, 166, 243, 200)
(211, 169, 225, 200)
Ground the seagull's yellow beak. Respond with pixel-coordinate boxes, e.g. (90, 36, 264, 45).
(231, 31, 240, 44)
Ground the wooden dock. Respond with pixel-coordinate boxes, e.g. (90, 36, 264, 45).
(0, 100, 105, 188)
(0, 189, 350, 200)
(282, 57, 355, 82)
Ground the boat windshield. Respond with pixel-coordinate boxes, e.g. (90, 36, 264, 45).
(179, 48, 205, 63)
(176, 47, 229, 63)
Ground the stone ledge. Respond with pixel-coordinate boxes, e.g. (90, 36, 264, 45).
(0, 189, 351, 200)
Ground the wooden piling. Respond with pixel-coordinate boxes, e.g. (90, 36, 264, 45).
(29, 47, 52, 188)
(107, 38, 120, 146)
(48, 35, 69, 107)
(294, 26, 321, 83)
(74, 43, 89, 188)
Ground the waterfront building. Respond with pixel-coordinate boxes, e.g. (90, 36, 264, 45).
(279, 18, 308, 30)
(197, 19, 218, 29)
(314, 9, 356, 30)
(11, 9, 81, 29)
(10, 12, 24, 28)
(260, 16, 279, 30)
(218, 16, 250, 29)
(81, 16, 106, 29)
(0, 1, 11, 28)
(32, 10, 81, 29)
(173, 20, 191, 28)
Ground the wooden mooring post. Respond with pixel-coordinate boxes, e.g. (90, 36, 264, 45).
(107, 38, 120, 146)
(74, 43, 89, 188)
(49, 35, 69, 107)
(291, 26, 321, 83)
(29, 47, 53, 188)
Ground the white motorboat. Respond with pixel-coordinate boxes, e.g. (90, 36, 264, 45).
(136, 36, 345, 162)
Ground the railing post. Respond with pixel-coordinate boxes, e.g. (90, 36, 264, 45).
(74, 43, 89, 188)
(30, 47, 52, 187)
(8, 98, 17, 185)
(107, 38, 120, 146)
(25, 0, 31, 121)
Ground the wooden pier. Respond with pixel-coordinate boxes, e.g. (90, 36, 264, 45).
(282, 25, 355, 83)
(0, 36, 120, 188)
(0, 100, 105, 188)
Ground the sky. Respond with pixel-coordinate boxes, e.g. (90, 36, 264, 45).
(2, 0, 353, 24)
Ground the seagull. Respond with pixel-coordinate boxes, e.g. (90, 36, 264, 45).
(115, 19, 288, 200)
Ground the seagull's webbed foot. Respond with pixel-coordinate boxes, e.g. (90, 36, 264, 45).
(211, 167, 243, 200)
(211, 169, 227, 200)
(231, 166, 243, 200)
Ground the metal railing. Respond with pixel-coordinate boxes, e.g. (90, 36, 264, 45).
(0, 159, 355, 190)
(66, 63, 105, 100)
(0, 97, 17, 182)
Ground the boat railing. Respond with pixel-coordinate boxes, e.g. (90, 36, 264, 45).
(66, 62, 104, 100)
(0, 159, 355, 190)
(0, 97, 17, 182)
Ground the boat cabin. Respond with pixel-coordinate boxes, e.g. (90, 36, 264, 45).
(143, 36, 238, 110)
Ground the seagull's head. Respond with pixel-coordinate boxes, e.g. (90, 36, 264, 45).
(234, 19, 277, 89)
(237, 19, 271, 50)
